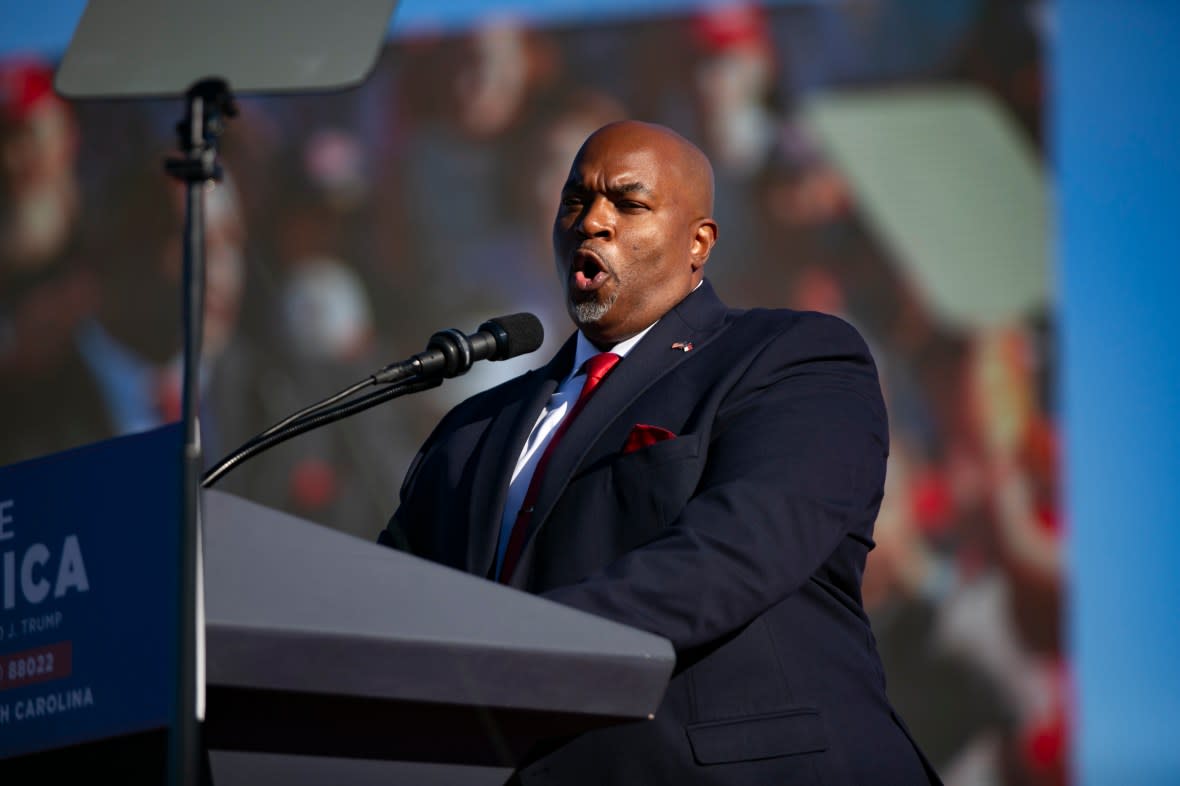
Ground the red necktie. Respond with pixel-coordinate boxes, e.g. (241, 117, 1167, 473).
(498, 351, 620, 583)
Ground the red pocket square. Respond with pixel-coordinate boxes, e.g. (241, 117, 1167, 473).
(623, 423, 677, 454)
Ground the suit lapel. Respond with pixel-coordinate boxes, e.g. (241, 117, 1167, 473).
(464, 337, 576, 577)
(524, 281, 731, 546)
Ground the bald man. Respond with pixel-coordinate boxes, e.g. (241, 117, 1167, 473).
(382, 121, 940, 785)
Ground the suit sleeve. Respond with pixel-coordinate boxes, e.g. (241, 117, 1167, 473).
(542, 313, 888, 653)
(378, 404, 459, 555)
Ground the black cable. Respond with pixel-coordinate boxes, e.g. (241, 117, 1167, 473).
(257, 377, 373, 441)
(201, 376, 441, 488)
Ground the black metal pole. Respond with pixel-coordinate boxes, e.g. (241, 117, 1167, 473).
(165, 78, 236, 786)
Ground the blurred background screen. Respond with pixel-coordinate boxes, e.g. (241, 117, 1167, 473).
(1, 3, 1066, 785)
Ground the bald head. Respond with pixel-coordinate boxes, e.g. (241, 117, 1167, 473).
(553, 120, 719, 348)
(581, 120, 715, 219)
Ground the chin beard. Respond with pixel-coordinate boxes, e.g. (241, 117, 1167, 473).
(570, 290, 618, 326)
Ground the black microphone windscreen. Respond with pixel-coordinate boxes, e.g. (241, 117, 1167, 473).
(485, 312, 544, 359)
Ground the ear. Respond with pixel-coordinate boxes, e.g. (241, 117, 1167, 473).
(689, 218, 718, 273)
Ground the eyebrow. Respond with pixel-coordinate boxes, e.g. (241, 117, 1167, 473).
(612, 181, 653, 197)
(561, 179, 654, 197)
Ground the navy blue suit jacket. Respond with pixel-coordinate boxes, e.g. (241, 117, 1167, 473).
(382, 281, 940, 785)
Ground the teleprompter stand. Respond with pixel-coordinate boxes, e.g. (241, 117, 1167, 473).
(53, 2, 399, 783)
(166, 77, 238, 786)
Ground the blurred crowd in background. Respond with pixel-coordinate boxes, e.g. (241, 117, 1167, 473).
(0, 1, 1060, 783)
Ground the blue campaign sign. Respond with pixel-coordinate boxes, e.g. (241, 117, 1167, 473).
(0, 424, 182, 759)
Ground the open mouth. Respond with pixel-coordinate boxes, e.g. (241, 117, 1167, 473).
(571, 249, 610, 292)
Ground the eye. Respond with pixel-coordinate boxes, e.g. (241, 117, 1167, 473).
(617, 200, 648, 212)
(560, 193, 584, 208)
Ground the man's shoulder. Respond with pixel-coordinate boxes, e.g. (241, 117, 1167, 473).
(433, 365, 543, 428)
(726, 306, 871, 353)
(676, 279, 861, 344)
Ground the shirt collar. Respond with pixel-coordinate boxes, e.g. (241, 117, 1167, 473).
(570, 321, 654, 383)
(569, 280, 702, 380)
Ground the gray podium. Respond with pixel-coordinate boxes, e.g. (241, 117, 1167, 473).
(201, 490, 675, 785)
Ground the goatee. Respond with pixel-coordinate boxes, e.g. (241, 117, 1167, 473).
(571, 291, 618, 326)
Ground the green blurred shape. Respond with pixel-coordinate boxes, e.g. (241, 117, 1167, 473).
(801, 86, 1049, 328)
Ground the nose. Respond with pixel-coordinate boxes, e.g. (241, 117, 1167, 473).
(576, 196, 613, 239)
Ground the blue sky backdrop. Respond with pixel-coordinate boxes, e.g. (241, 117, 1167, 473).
(3, 0, 823, 58)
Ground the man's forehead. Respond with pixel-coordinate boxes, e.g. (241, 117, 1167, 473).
(561, 121, 713, 211)
(566, 144, 675, 188)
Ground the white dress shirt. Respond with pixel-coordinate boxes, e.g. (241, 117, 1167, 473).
(493, 324, 654, 577)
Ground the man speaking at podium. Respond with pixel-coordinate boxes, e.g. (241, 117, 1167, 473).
(380, 120, 939, 785)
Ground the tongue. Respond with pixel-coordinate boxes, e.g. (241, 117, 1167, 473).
(574, 269, 607, 291)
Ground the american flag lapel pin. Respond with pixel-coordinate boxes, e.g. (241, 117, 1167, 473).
(671, 341, 693, 352)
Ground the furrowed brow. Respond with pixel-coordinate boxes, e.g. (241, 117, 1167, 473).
(611, 181, 653, 197)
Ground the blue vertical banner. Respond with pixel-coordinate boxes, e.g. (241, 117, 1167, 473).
(1057, 3, 1180, 785)
(0, 425, 182, 759)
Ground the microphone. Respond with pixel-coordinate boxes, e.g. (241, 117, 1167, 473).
(202, 313, 545, 489)
(373, 312, 544, 384)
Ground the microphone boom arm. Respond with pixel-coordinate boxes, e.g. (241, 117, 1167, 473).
(200, 312, 543, 490)
(201, 376, 441, 488)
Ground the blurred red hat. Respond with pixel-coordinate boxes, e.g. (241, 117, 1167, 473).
(691, 2, 772, 54)
(0, 57, 61, 124)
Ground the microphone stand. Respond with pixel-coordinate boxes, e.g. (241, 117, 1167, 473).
(164, 78, 237, 786)
(202, 376, 441, 489)
(202, 317, 535, 489)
